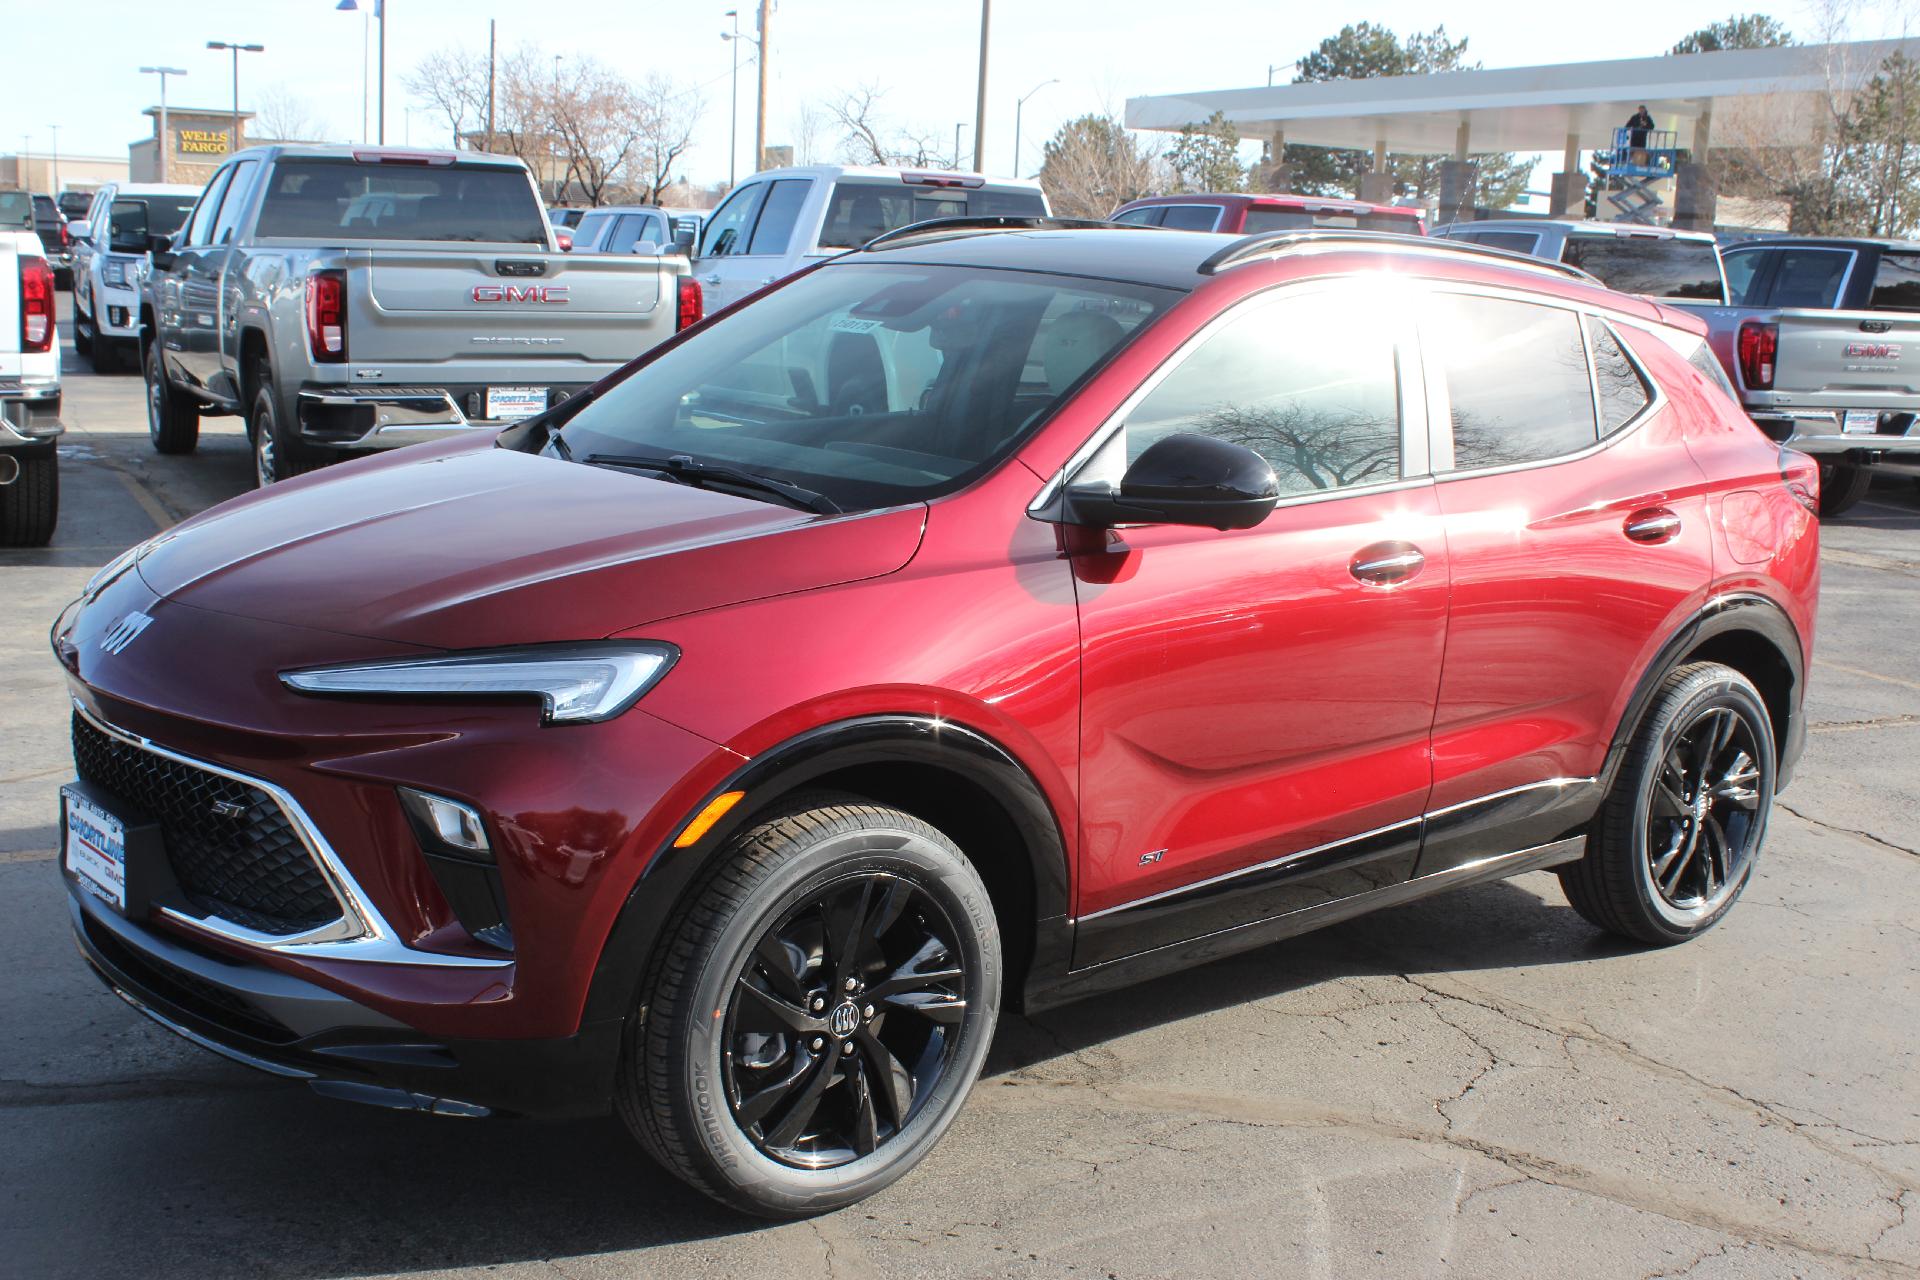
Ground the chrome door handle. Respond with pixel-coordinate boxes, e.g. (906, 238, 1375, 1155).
(1624, 509, 1682, 543)
(1350, 541, 1426, 585)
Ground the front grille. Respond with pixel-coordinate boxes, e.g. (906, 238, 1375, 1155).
(71, 713, 342, 936)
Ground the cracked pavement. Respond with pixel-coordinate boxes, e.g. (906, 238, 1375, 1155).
(2, 324, 1916, 1278)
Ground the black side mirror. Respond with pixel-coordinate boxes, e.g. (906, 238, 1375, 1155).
(1065, 432, 1279, 531)
(148, 231, 178, 271)
(672, 226, 697, 254)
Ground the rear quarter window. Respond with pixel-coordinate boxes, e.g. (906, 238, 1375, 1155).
(1561, 235, 1725, 301)
(1157, 205, 1223, 231)
(1869, 252, 1920, 311)
(1766, 249, 1851, 308)
(1428, 293, 1597, 470)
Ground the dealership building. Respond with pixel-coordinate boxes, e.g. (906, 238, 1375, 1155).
(1126, 37, 1919, 229)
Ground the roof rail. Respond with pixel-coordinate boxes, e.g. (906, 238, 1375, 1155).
(1198, 228, 1600, 285)
(859, 215, 1128, 251)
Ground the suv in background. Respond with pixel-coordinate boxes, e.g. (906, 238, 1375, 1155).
(569, 205, 681, 255)
(1113, 192, 1425, 235)
(29, 194, 73, 286)
(693, 166, 1048, 310)
(1695, 237, 1920, 514)
(71, 183, 202, 372)
(57, 191, 96, 222)
(1433, 219, 1727, 305)
(59, 221, 1816, 1216)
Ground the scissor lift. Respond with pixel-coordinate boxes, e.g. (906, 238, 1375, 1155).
(1595, 126, 1679, 224)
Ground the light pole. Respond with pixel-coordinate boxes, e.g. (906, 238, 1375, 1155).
(206, 41, 265, 152)
(722, 10, 758, 187)
(140, 66, 188, 181)
(335, 1, 386, 143)
(1013, 78, 1056, 179)
(47, 125, 60, 195)
(972, 0, 990, 171)
(953, 123, 968, 170)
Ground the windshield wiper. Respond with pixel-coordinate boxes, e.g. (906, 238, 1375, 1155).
(579, 452, 841, 514)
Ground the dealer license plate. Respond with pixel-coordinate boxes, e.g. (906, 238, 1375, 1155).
(1842, 410, 1879, 434)
(486, 386, 549, 421)
(63, 785, 127, 913)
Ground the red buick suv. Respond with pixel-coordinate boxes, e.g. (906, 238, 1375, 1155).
(53, 220, 1818, 1217)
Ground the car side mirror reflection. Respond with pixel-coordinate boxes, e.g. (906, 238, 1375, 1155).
(1063, 432, 1279, 532)
(148, 231, 178, 271)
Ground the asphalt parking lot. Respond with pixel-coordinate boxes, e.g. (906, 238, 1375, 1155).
(2, 301, 1917, 1280)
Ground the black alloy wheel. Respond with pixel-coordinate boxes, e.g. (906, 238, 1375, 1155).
(1560, 662, 1775, 944)
(725, 870, 967, 1169)
(1644, 704, 1763, 915)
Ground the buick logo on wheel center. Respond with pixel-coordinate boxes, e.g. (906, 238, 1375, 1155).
(99, 611, 154, 655)
(828, 1001, 861, 1038)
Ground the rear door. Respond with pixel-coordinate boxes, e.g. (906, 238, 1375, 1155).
(1070, 281, 1448, 965)
(693, 180, 775, 311)
(1417, 288, 1714, 872)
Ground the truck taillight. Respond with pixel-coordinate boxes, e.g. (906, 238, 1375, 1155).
(676, 276, 703, 331)
(305, 270, 347, 363)
(19, 256, 54, 354)
(1737, 320, 1776, 391)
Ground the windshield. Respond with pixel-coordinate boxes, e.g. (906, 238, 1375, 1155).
(1243, 208, 1420, 234)
(112, 196, 197, 243)
(254, 160, 547, 244)
(815, 181, 1047, 250)
(0, 192, 29, 231)
(1560, 234, 1725, 301)
(555, 263, 1173, 510)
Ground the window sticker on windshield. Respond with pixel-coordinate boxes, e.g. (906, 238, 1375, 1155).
(830, 317, 885, 334)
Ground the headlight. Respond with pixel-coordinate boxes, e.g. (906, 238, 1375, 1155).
(103, 258, 131, 288)
(280, 642, 678, 724)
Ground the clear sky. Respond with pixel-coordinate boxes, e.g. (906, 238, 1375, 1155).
(0, 0, 1887, 195)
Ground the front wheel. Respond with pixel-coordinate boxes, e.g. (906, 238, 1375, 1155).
(617, 797, 1001, 1218)
(1817, 461, 1872, 517)
(144, 342, 200, 455)
(1560, 662, 1775, 945)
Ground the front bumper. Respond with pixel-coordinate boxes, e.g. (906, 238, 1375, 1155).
(90, 284, 143, 340)
(70, 888, 620, 1117)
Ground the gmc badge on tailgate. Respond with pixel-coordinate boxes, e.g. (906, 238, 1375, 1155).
(1844, 342, 1900, 359)
(472, 284, 569, 304)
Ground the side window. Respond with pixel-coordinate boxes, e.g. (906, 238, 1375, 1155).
(1721, 248, 1767, 305)
(572, 210, 611, 250)
(210, 160, 260, 245)
(185, 167, 236, 247)
(1158, 205, 1223, 231)
(1472, 231, 1542, 254)
(1429, 294, 1596, 470)
(1766, 250, 1851, 308)
(1869, 251, 1920, 311)
(1112, 207, 1164, 226)
(1586, 316, 1652, 435)
(748, 179, 811, 254)
(701, 184, 768, 257)
(1123, 291, 1402, 497)
(605, 214, 646, 255)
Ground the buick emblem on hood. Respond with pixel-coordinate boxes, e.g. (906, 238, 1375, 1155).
(99, 611, 154, 655)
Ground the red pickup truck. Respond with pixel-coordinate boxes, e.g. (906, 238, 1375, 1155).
(1111, 192, 1425, 235)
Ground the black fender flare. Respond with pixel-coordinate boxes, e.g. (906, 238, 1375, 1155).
(580, 715, 1074, 1026)
(1599, 591, 1807, 795)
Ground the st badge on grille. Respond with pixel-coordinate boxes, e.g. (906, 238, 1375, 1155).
(99, 611, 154, 655)
(209, 800, 248, 819)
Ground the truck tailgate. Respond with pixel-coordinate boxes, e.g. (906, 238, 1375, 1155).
(0, 238, 18, 367)
(1774, 309, 1920, 404)
(356, 248, 671, 365)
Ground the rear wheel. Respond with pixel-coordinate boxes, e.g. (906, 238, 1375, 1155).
(1817, 462, 1872, 517)
(1560, 662, 1774, 945)
(617, 797, 1001, 1218)
(0, 451, 59, 546)
(144, 341, 200, 455)
(249, 368, 323, 487)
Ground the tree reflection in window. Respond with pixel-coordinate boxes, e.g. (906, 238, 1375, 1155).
(1123, 293, 1401, 498)
(1430, 295, 1597, 471)
(1587, 316, 1652, 436)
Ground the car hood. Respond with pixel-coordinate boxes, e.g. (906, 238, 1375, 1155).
(134, 437, 926, 650)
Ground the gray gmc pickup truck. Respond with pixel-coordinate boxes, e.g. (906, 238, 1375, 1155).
(141, 144, 697, 486)
(1698, 237, 1919, 515)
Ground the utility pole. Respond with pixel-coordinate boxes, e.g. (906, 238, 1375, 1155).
(754, 0, 770, 172)
(972, 0, 990, 172)
(378, 1, 387, 144)
(953, 123, 966, 169)
(206, 41, 264, 152)
(47, 126, 60, 195)
(486, 18, 496, 144)
(140, 67, 187, 182)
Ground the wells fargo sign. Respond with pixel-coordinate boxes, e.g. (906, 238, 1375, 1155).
(178, 129, 231, 156)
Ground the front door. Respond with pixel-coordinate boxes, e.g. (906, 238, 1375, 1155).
(169, 164, 236, 390)
(1069, 285, 1449, 967)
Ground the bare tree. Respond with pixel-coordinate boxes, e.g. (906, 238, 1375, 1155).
(254, 86, 332, 143)
(825, 85, 953, 168)
(548, 60, 650, 206)
(1037, 114, 1162, 218)
(795, 103, 829, 165)
(632, 74, 704, 203)
(403, 47, 491, 148)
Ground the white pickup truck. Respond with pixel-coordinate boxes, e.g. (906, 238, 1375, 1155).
(692, 166, 1049, 312)
(0, 191, 62, 545)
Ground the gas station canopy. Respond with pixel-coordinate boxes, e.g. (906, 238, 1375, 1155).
(1125, 39, 1918, 156)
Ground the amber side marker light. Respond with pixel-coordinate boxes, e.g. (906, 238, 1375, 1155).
(675, 790, 746, 848)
